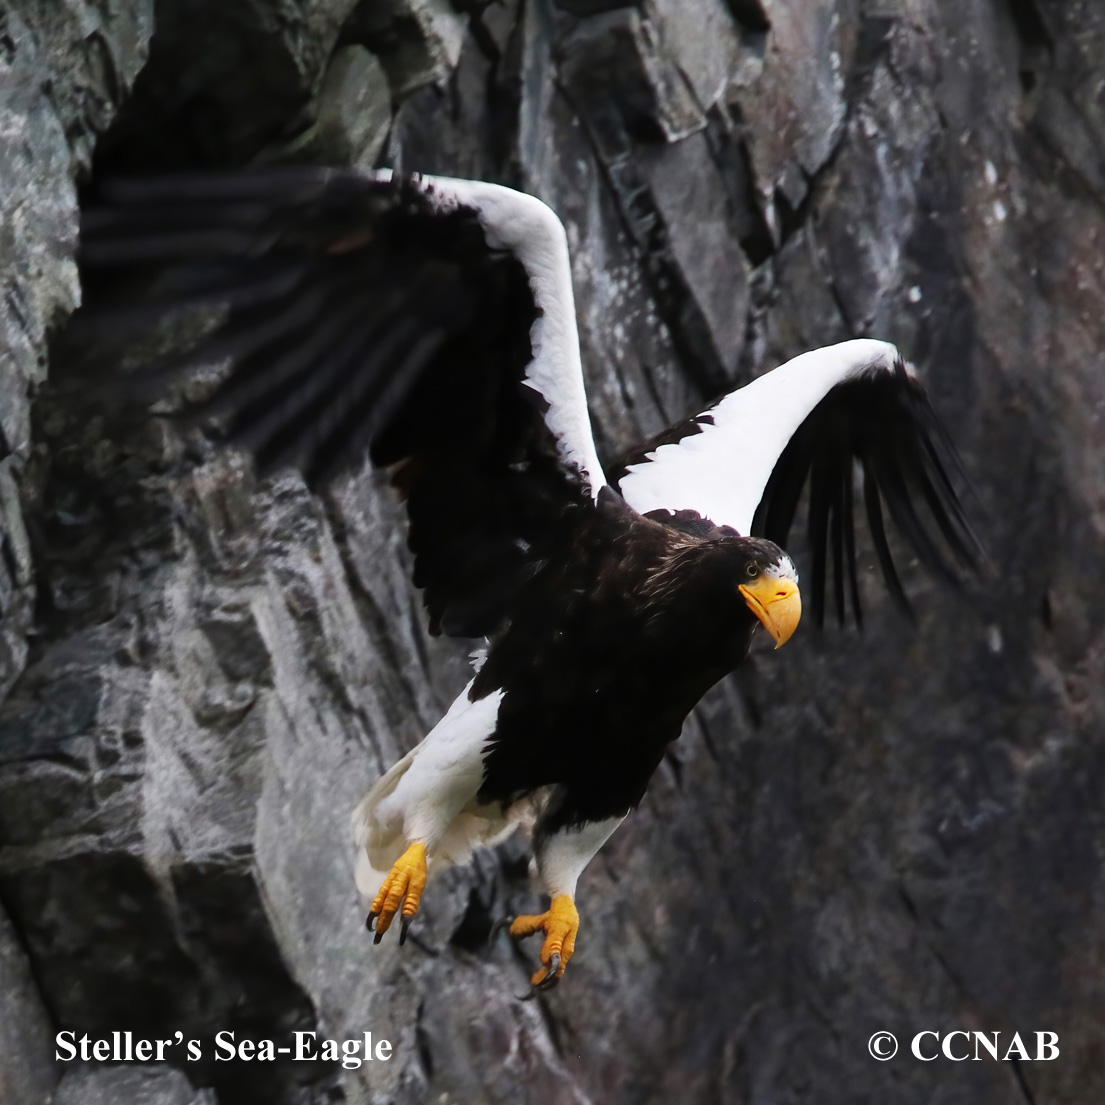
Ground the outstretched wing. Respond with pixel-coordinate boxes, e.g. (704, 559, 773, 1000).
(611, 339, 979, 625)
(68, 168, 607, 637)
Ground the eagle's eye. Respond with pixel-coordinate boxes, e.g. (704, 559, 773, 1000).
(744, 562, 760, 579)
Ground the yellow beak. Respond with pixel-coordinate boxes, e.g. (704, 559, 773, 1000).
(739, 576, 801, 649)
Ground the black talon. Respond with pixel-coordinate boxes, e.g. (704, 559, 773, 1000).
(518, 954, 562, 1001)
(489, 916, 515, 945)
(366, 914, 376, 932)
(544, 952, 561, 980)
(520, 973, 561, 1001)
(399, 916, 412, 945)
(373, 927, 384, 945)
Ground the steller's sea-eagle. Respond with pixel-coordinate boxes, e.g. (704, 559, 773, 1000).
(69, 168, 979, 996)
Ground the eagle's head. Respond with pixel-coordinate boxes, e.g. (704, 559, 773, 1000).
(736, 540, 801, 649)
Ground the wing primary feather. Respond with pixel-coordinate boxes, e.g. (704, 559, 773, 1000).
(842, 460, 863, 628)
(829, 452, 846, 627)
(920, 435, 969, 525)
(72, 263, 312, 340)
(101, 261, 352, 406)
(94, 167, 360, 205)
(238, 312, 421, 471)
(861, 455, 913, 618)
(81, 198, 276, 237)
(305, 328, 447, 486)
(916, 395, 973, 488)
(919, 437, 982, 564)
(758, 429, 813, 547)
(806, 453, 831, 626)
(192, 287, 396, 430)
(80, 228, 277, 266)
(874, 447, 960, 589)
(909, 449, 980, 569)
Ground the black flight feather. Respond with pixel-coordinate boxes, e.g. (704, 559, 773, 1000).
(747, 365, 979, 626)
(62, 167, 591, 641)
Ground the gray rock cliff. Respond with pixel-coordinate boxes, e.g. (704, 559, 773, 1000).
(0, 1, 1102, 1103)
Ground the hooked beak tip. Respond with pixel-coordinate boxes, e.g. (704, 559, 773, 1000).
(739, 578, 802, 648)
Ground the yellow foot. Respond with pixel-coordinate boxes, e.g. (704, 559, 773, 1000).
(366, 841, 427, 946)
(508, 894, 579, 997)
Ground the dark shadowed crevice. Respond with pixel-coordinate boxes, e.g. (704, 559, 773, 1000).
(724, 0, 770, 33)
(415, 999, 435, 1076)
(1006, 0, 1052, 94)
(92, 0, 317, 172)
(707, 105, 774, 266)
(449, 886, 496, 952)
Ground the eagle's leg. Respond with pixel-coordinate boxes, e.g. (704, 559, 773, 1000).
(509, 895, 579, 992)
(367, 841, 427, 945)
(356, 679, 506, 945)
(509, 812, 625, 995)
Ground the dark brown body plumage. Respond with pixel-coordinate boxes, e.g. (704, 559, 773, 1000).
(474, 490, 776, 830)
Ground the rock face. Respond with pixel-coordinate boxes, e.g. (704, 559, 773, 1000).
(53, 1065, 217, 1105)
(0, 1, 1103, 1104)
(0, 898, 54, 1105)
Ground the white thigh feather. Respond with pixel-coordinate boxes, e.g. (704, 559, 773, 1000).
(352, 680, 520, 900)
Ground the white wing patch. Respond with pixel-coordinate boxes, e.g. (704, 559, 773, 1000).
(618, 339, 907, 534)
(371, 169, 606, 500)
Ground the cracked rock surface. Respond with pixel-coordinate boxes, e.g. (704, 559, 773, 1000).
(0, 1, 1103, 1103)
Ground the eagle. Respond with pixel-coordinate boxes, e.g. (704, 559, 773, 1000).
(70, 167, 978, 997)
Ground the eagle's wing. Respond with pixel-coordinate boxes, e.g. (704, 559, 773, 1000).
(611, 339, 980, 625)
(70, 168, 607, 637)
